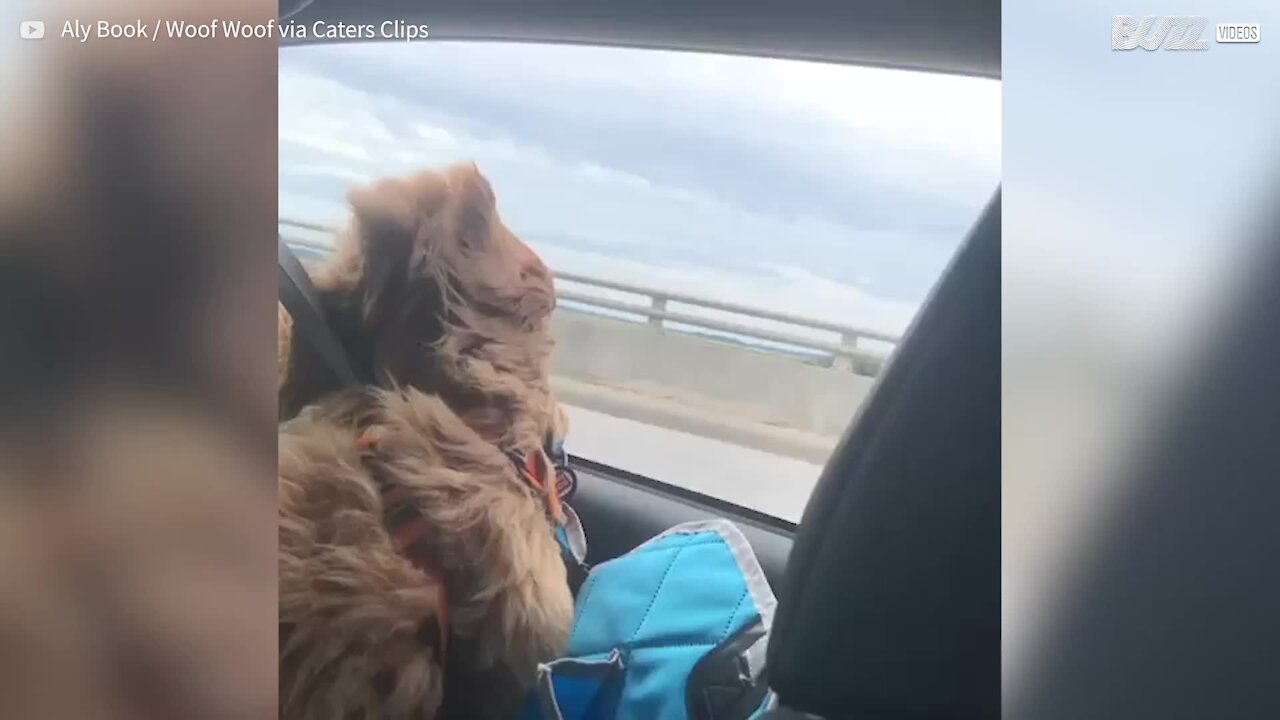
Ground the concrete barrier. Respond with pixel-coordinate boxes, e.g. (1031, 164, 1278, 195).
(551, 309, 874, 458)
(280, 231, 877, 460)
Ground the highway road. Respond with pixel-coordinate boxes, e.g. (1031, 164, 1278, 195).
(563, 405, 827, 523)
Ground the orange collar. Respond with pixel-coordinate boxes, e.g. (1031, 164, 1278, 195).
(355, 433, 448, 674)
(352, 431, 577, 686)
(507, 447, 564, 522)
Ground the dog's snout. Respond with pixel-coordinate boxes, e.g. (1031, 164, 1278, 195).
(515, 238, 549, 279)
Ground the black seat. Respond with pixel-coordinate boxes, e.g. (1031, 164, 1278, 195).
(278, 237, 361, 390)
(765, 192, 1000, 719)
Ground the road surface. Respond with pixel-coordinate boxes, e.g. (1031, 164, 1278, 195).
(564, 405, 827, 523)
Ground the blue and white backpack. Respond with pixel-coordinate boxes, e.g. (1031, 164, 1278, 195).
(520, 519, 777, 720)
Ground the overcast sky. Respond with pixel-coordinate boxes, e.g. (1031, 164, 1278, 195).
(279, 41, 1001, 336)
(1001, 0, 1280, 364)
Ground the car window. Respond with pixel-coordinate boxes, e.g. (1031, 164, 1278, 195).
(279, 41, 1000, 522)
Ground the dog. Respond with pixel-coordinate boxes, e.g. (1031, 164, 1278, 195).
(278, 163, 574, 720)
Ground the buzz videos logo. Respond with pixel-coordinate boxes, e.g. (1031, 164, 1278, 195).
(1113, 16, 1209, 50)
(1112, 16, 1261, 50)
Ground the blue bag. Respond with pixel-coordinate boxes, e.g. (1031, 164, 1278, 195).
(519, 520, 777, 720)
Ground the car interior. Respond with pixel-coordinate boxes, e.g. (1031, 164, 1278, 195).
(278, 0, 1000, 717)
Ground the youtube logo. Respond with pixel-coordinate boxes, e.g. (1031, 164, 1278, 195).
(20, 20, 45, 39)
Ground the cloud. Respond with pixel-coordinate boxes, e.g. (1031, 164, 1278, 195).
(278, 40, 1001, 321)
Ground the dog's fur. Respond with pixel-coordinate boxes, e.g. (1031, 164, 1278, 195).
(278, 164, 574, 720)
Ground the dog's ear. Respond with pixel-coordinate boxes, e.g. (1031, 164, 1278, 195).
(444, 162, 499, 255)
(440, 164, 556, 330)
(341, 163, 553, 388)
(346, 171, 450, 335)
(345, 164, 501, 326)
(343, 171, 460, 386)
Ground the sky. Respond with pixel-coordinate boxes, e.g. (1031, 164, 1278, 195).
(1001, 0, 1280, 701)
(1002, 0, 1280, 365)
(278, 41, 1001, 340)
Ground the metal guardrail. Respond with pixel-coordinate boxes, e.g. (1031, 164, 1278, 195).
(280, 219, 896, 373)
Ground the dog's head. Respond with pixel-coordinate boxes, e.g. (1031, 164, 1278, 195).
(283, 163, 559, 448)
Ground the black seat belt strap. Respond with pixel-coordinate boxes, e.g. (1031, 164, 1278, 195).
(278, 237, 360, 387)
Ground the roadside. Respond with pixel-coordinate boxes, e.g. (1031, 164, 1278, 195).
(553, 375, 840, 464)
(561, 404, 826, 523)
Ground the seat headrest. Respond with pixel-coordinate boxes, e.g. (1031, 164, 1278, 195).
(766, 193, 1000, 719)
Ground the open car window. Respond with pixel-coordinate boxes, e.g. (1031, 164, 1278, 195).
(278, 40, 1001, 522)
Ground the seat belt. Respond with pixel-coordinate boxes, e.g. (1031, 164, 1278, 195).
(278, 237, 361, 387)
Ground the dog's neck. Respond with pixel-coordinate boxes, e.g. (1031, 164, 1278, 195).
(434, 336, 554, 456)
(280, 251, 556, 457)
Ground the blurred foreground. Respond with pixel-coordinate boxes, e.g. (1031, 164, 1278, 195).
(1, 0, 1277, 717)
(1003, 1, 1280, 715)
(1, 0, 277, 718)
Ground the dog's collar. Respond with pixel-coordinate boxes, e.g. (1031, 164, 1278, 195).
(505, 442, 578, 524)
(351, 431, 577, 637)
(351, 430, 577, 687)
(354, 432, 449, 675)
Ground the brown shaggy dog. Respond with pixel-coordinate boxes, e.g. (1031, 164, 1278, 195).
(278, 163, 574, 720)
